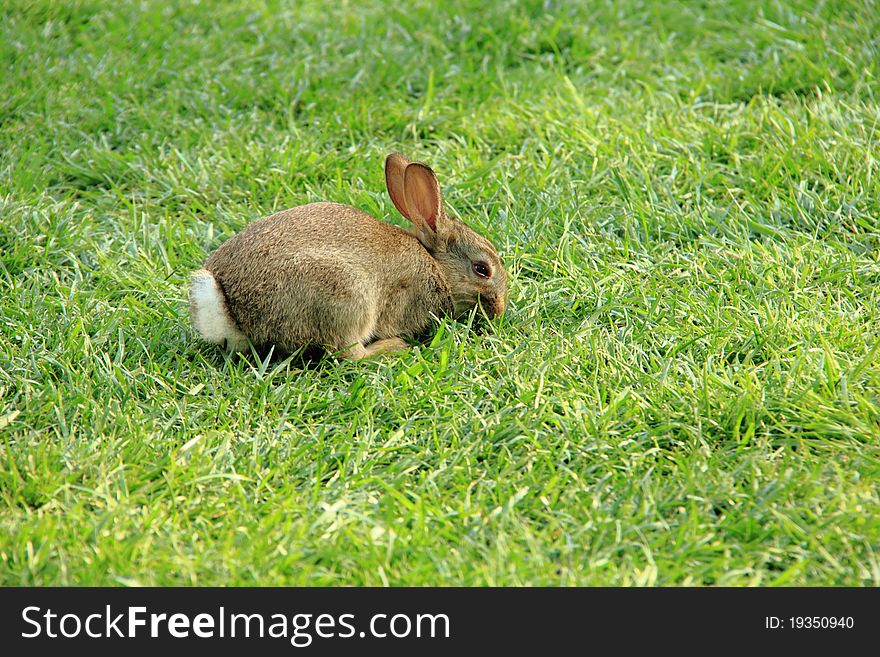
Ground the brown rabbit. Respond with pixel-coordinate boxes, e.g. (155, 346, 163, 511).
(189, 153, 508, 359)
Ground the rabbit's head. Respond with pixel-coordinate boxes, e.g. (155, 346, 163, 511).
(385, 153, 509, 320)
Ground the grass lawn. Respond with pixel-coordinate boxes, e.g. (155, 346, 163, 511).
(1, 0, 879, 586)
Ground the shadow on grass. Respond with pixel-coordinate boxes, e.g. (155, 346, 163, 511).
(191, 341, 334, 372)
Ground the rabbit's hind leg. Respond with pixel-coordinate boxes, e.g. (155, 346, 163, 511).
(275, 253, 379, 356)
(362, 337, 408, 358)
(338, 338, 407, 360)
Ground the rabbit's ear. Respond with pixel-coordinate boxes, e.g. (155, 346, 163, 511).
(385, 152, 413, 220)
(403, 162, 443, 234)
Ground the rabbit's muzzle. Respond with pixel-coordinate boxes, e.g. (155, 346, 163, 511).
(484, 293, 507, 319)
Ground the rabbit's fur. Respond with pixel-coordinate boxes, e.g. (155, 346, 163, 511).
(189, 153, 508, 359)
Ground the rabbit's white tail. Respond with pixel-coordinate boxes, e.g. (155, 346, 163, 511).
(189, 269, 249, 351)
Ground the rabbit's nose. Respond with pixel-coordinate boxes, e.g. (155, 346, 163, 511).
(492, 294, 507, 318)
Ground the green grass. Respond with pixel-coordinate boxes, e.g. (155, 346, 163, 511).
(1, 0, 879, 586)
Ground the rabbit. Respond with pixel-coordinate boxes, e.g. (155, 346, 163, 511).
(189, 152, 508, 359)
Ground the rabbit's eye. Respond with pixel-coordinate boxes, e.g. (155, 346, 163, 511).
(472, 261, 491, 279)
